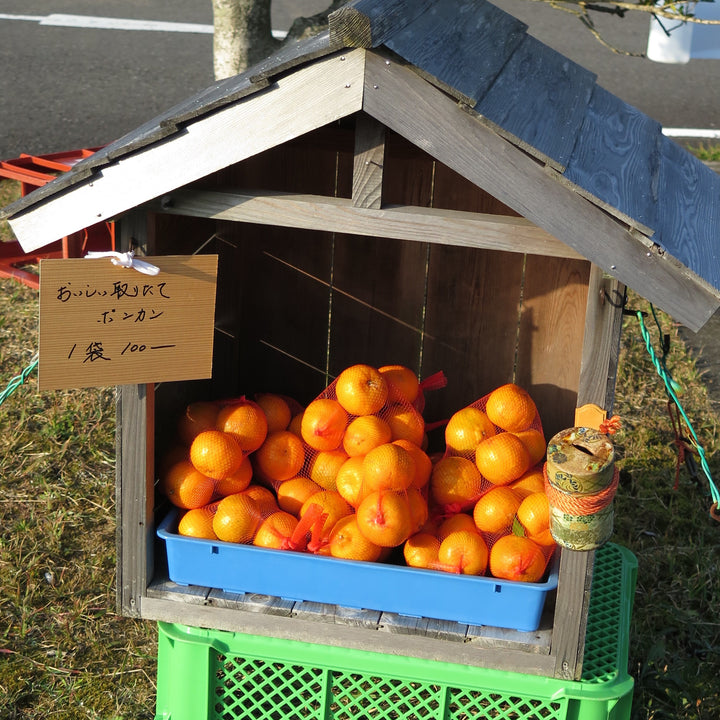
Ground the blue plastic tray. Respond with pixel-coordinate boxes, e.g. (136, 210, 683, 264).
(157, 509, 559, 632)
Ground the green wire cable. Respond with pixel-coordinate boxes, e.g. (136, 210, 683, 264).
(0, 354, 38, 407)
(636, 309, 720, 508)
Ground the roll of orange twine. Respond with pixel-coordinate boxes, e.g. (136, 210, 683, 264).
(543, 463, 619, 551)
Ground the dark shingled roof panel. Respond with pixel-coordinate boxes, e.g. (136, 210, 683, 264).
(563, 85, 662, 232)
(385, 0, 527, 106)
(475, 34, 596, 169)
(654, 134, 720, 290)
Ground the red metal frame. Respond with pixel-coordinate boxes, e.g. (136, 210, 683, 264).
(0, 148, 115, 290)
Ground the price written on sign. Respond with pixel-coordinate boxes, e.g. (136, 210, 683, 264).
(38, 255, 218, 390)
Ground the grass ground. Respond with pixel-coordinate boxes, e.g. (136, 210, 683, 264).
(1, 180, 157, 719)
(1, 174, 720, 718)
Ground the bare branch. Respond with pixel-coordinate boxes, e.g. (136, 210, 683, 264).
(531, 0, 720, 24)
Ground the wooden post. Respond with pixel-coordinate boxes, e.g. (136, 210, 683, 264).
(550, 264, 625, 679)
(115, 209, 155, 616)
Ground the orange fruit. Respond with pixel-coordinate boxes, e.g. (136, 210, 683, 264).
(362, 442, 415, 493)
(300, 490, 353, 539)
(335, 456, 369, 508)
(475, 432, 531, 485)
(516, 492, 551, 537)
(513, 428, 546, 467)
(356, 489, 413, 547)
(419, 513, 443, 537)
(288, 411, 304, 438)
(429, 455, 484, 511)
(190, 430, 244, 480)
(472, 486, 522, 535)
(378, 365, 420, 404)
(253, 510, 299, 549)
(489, 534, 546, 582)
(342, 415, 392, 457)
(213, 455, 253, 497)
(510, 467, 546, 499)
(384, 403, 425, 446)
(301, 398, 348, 452)
(216, 400, 268, 453)
(485, 383, 537, 433)
(327, 515, 383, 562)
(158, 444, 190, 478)
(241, 484, 279, 516)
(275, 477, 323, 516)
(403, 532, 441, 568)
(444, 406, 496, 456)
(177, 504, 219, 539)
(334, 364, 389, 416)
(255, 393, 292, 432)
(437, 512, 478, 542)
(393, 439, 432, 489)
(308, 448, 349, 491)
(177, 400, 219, 446)
(254, 430, 305, 482)
(527, 528, 557, 547)
(163, 460, 215, 509)
(212, 493, 261, 543)
(406, 486, 430, 534)
(438, 530, 489, 575)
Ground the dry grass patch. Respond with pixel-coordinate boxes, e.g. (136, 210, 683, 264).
(1, 179, 157, 719)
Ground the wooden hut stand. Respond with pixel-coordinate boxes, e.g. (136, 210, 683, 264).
(3, 0, 720, 706)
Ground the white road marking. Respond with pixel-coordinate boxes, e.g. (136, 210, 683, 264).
(663, 128, 720, 139)
(40, 13, 213, 33)
(0, 12, 288, 37)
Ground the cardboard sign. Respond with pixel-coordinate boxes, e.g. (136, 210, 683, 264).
(39, 255, 218, 390)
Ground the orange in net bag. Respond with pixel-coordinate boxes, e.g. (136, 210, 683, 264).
(431, 382, 557, 582)
(262, 364, 433, 557)
(440, 383, 544, 494)
(168, 367, 438, 564)
(378, 365, 448, 414)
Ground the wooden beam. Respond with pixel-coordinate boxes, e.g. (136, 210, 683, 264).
(151, 188, 581, 259)
(353, 113, 385, 209)
(361, 49, 719, 332)
(329, 0, 436, 48)
(9, 49, 366, 254)
(140, 595, 557, 676)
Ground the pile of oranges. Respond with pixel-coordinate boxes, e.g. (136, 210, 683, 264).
(160, 364, 555, 585)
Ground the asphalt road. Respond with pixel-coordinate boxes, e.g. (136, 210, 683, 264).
(0, 0, 329, 159)
(1, 0, 719, 163)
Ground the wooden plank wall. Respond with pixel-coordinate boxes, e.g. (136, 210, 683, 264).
(146, 118, 592, 494)
(164, 119, 589, 445)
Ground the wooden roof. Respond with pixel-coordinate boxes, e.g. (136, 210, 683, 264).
(3, 0, 719, 330)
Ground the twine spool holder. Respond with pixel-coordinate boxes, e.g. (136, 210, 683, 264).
(544, 427, 618, 551)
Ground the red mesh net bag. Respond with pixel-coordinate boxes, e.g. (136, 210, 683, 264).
(260, 364, 432, 557)
(163, 365, 441, 563)
(424, 382, 557, 582)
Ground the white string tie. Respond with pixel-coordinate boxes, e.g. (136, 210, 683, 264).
(84, 250, 160, 276)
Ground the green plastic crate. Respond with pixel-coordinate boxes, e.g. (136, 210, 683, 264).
(154, 543, 637, 720)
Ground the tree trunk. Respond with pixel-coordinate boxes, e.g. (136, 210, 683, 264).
(212, 0, 279, 79)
